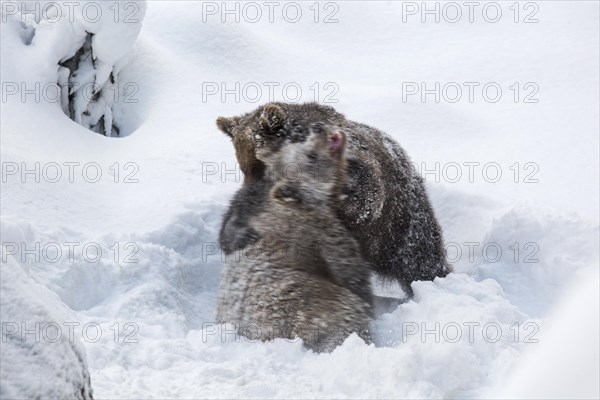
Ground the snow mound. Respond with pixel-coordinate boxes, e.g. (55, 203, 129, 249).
(0, 251, 93, 399)
(6, 1, 146, 136)
(491, 268, 600, 399)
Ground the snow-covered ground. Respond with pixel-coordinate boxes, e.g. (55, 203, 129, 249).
(1, 1, 598, 398)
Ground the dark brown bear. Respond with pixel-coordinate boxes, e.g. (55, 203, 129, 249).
(216, 102, 450, 296)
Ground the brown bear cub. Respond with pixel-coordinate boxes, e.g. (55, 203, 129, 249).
(217, 103, 450, 297)
(216, 124, 373, 352)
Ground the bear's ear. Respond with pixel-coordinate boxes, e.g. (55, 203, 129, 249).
(216, 116, 240, 138)
(271, 181, 302, 205)
(259, 103, 286, 132)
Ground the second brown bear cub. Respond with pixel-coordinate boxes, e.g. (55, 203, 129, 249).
(217, 102, 450, 297)
(216, 123, 373, 352)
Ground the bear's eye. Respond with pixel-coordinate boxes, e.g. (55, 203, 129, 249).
(311, 123, 324, 134)
(307, 152, 318, 161)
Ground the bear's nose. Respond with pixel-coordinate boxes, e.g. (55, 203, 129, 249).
(329, 131, 345, 155)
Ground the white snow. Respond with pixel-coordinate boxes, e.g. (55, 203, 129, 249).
(3, 0, 146, 136)
(0, 249, 92, 398)
(491, 268, 600, 399)
(1, 1, 598, 398)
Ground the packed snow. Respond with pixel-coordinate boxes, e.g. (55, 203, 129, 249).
(1, 1, 598, 398)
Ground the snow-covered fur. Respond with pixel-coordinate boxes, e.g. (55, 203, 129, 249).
(217, 103, 451, 296)
(216, 122, 373, 352)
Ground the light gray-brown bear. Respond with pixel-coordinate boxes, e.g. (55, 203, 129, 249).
(217, 103, 450, 297)
(216, 122, 372, 352)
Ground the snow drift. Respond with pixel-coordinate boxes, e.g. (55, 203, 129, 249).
(0, 232, 93, 398)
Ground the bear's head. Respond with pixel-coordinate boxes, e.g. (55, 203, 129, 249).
(216, 102, 344, 183)
(267, 123, 347, 210)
